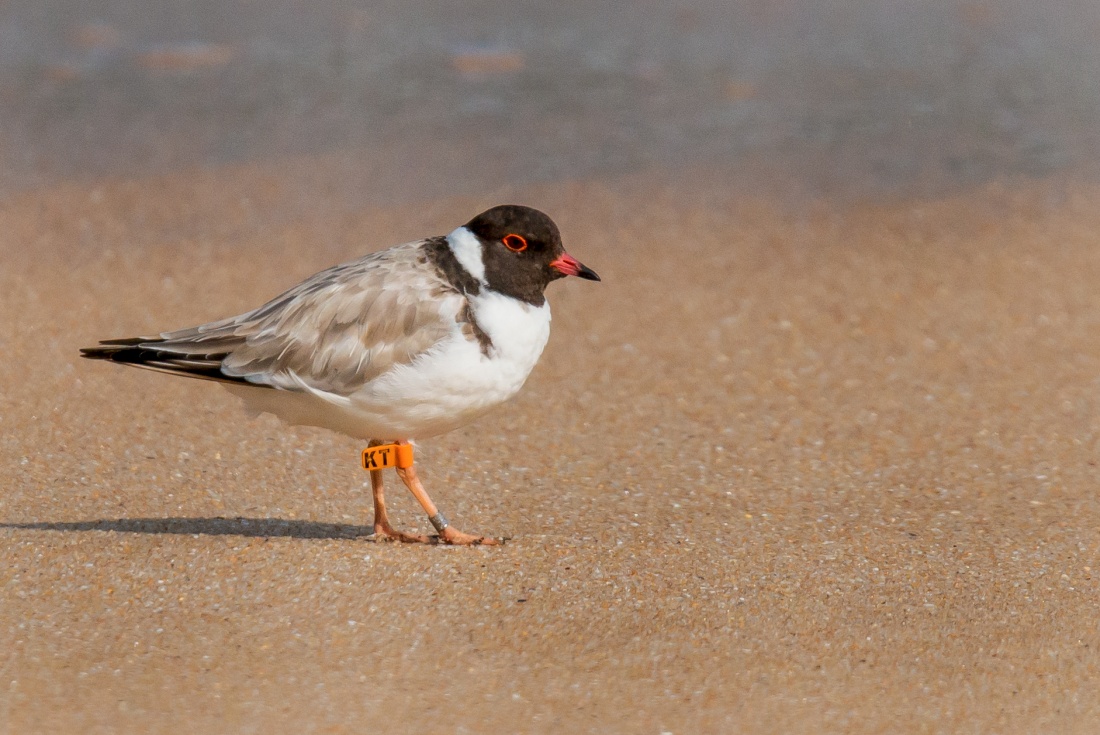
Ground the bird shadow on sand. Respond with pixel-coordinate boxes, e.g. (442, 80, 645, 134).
(0, 516, 377, 540)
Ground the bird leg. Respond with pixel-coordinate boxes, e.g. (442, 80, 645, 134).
(367, 439, 430, 543)
(393, 440, 499, 546)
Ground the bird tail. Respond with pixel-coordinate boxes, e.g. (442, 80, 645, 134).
(80, 336, 246, 385)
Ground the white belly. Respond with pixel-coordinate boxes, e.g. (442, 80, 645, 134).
(228, 293, 552, 440)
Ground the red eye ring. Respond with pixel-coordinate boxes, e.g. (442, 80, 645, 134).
(503, 233, 528, 252)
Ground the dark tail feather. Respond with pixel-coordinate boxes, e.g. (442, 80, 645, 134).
(80, 338, 246, 385)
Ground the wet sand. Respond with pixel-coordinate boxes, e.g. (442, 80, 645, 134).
(2, 166, 1100, 733)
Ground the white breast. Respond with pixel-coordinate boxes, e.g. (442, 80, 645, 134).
(472, 290, 552, 367)
(334, 291, 551, 439)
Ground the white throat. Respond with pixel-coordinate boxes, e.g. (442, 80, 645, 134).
(445, 226, 487, 285)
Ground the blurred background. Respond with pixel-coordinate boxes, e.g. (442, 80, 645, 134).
(2, 0, 1099, 205)
(6, 5, 1100, 730)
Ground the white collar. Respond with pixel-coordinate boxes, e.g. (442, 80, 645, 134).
(445, 226, 487, 286)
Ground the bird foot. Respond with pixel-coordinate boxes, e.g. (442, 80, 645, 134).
(371, 522, 431, 544)
(438, 526, 500, 546)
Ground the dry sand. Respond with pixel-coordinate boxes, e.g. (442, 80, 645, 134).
(2, 166, 1100, 733)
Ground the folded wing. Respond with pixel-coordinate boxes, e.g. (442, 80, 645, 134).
(80, 241, 461, 395)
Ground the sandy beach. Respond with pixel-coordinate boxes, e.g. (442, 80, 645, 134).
(2, 162, 1099, 732)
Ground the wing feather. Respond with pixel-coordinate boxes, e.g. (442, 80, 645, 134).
(82, 240, 464, 394)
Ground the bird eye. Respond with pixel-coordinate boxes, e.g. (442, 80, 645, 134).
(503, 233, 528, 252)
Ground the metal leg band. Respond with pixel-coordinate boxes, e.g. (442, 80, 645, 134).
(428, 513, 449, 533)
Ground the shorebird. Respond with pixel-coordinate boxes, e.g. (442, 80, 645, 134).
(82, 205, 600, 545)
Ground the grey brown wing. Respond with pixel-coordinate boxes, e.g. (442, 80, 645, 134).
(81, 241, 463, 394)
